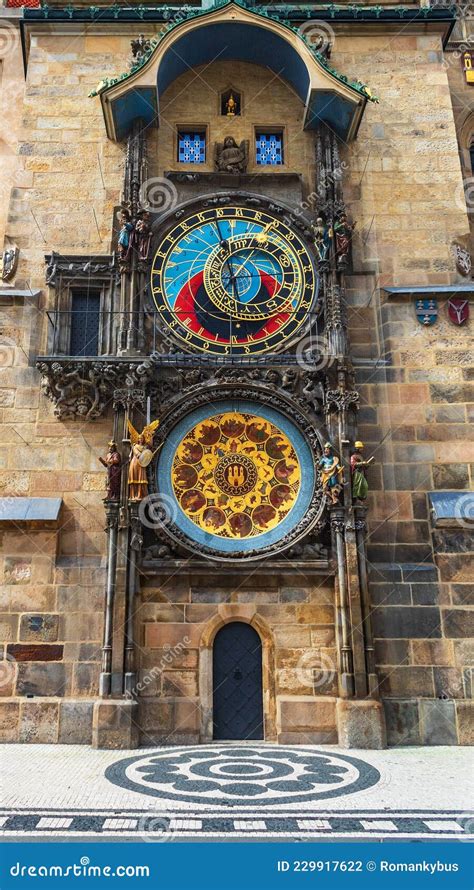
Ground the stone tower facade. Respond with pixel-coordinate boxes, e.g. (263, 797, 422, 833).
(0, 0, 472, 748)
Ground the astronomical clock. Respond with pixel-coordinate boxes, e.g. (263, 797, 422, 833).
(150, 203, 318, 357)
(149, 197, 326, 563)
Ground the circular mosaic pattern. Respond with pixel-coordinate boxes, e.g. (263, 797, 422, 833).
(106, 746, 380, 807)
(169, 408, 302, 542)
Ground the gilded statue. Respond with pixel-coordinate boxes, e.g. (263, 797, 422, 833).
(127, 419, 160, 501)
(226, 93, 237, 117)
(215, 137, 249, 174)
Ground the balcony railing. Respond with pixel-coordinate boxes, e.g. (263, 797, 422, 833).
(42, 308, 324, 362)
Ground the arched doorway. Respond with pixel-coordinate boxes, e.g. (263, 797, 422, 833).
(213, 622, 263, 741)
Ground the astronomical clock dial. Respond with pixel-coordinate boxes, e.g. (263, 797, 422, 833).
(156, 400, 316, 558)
(150, 204, 318, 356)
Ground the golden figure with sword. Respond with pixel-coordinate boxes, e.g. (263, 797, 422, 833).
(127, 419, 160, 501)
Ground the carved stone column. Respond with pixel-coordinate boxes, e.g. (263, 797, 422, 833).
(330, 505, 354, 697)
(354, 504, 379, 696)
(124, 502, 142, 695)
(99, 500, 120, 697)
(118, 117, 148, 355)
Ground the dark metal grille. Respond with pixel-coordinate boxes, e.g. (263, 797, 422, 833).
(69, 292, 100, 357)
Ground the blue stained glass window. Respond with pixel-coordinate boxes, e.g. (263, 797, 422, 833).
(255, 132, 284, 166)
(178, 131, 206, 164)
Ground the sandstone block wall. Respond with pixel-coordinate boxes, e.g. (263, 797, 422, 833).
(0, 20, 471, 744)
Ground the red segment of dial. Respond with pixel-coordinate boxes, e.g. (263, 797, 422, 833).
(173, 271, 289, 343)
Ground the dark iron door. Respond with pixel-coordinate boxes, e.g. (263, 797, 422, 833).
(213, 622, 263, 740)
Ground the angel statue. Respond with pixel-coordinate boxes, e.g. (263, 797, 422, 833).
(215, 137, 249, 174)
(127, 419, 160, 501)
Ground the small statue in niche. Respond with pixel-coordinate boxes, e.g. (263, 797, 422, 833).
(318, 441, 343, 505)
(350, 440, 374, 503)
(334, 211, 355, 268)
(215, 137, 249, 174)
(127, 419, 160, 502)
(135, 209, 152, 261)
(117, 209, 134, 270)
(98, 440, 122, 501)
(226, 93, 237, 117)
(311, 217, 331, 264)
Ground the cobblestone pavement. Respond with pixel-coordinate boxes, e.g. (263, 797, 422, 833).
(1, 744, 472, 842)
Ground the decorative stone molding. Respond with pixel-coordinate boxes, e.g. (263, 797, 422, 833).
(36, 358, 154, 420)
(325, 387, 359, 413)
(45, 253, 117, 288)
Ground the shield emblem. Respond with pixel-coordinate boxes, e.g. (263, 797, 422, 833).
(447, 298, 469, 326)
(138, 447, 154, 468)
(415, 299, 438, 326)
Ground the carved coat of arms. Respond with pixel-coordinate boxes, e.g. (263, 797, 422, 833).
(415, 299, 438, 326)
(0, 246, 19, 282)
(447, 297, 469, 326)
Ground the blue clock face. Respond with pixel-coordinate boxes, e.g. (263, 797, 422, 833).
(150, 204, 318, 356)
